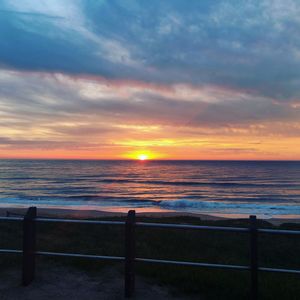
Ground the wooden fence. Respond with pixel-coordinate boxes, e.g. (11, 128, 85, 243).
(1, 206, 300, 299)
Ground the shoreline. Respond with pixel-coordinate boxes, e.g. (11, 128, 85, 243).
(1, 206, 300, 226)
(0, 206, 224, 221)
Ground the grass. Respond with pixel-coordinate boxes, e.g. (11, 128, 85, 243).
(0, 216, 300, 299)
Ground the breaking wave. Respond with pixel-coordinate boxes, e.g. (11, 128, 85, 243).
(158, 199, 300, 215)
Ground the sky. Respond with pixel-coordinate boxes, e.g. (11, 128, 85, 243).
(0, 0, 300, 160)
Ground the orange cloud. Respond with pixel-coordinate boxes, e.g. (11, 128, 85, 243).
(0, 70, 299, 160)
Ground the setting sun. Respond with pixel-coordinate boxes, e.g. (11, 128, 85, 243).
(124, 150, 159, 160)
(137, 154, 149, 161)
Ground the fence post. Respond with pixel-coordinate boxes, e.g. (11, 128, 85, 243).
(125, 210, 136, 298)
(250, 215, 258, 300)
(22, 206, 37, 286)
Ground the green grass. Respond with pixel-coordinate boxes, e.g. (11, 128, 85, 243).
(1, 216, 300, 299)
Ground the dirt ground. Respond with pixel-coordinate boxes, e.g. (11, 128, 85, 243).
(0, 263, 199, 300)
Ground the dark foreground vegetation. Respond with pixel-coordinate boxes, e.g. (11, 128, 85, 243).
(0, 216, 300, 299)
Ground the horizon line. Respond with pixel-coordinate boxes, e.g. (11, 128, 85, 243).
(0, 158, 299, 162)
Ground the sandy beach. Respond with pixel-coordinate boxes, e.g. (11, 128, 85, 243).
(1, 206, 300, 226)
(0, 206, 224, 220)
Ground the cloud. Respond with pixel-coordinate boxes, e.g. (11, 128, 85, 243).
(0, 70, 299, 148)
(0, 0, 299, 99)
(0, 1, 300, 158)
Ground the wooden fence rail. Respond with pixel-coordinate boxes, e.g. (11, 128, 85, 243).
(1, 207, 300, 299)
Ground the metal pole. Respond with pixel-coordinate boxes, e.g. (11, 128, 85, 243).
(250, 215, 258, 300)
(125, 210, 136, 298)
(22, 207, 37, 286)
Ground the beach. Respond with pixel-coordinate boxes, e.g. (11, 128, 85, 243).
(1, 160, 299, 298)
(2, 206, 300, 226)
(1, 1, 300, 297)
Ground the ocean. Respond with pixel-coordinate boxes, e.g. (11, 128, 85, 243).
(0, 160, 299, 218)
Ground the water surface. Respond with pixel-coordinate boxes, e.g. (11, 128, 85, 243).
(0, 160, 299, 217)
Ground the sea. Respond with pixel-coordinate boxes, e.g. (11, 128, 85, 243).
(0, 160, 300, 218)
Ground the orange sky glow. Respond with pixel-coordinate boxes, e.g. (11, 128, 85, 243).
(0, 71, 299, 160)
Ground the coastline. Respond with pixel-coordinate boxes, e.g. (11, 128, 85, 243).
(0, 206, 223, 221)
(1, 206, 300, 226)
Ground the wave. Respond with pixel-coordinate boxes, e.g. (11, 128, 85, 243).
(1, 196, 300, 216)
(0, 196, 156, 208)
(90, 178, 300, 188)
(2, 177, 299, 189)
(158, 199, 300, 215)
